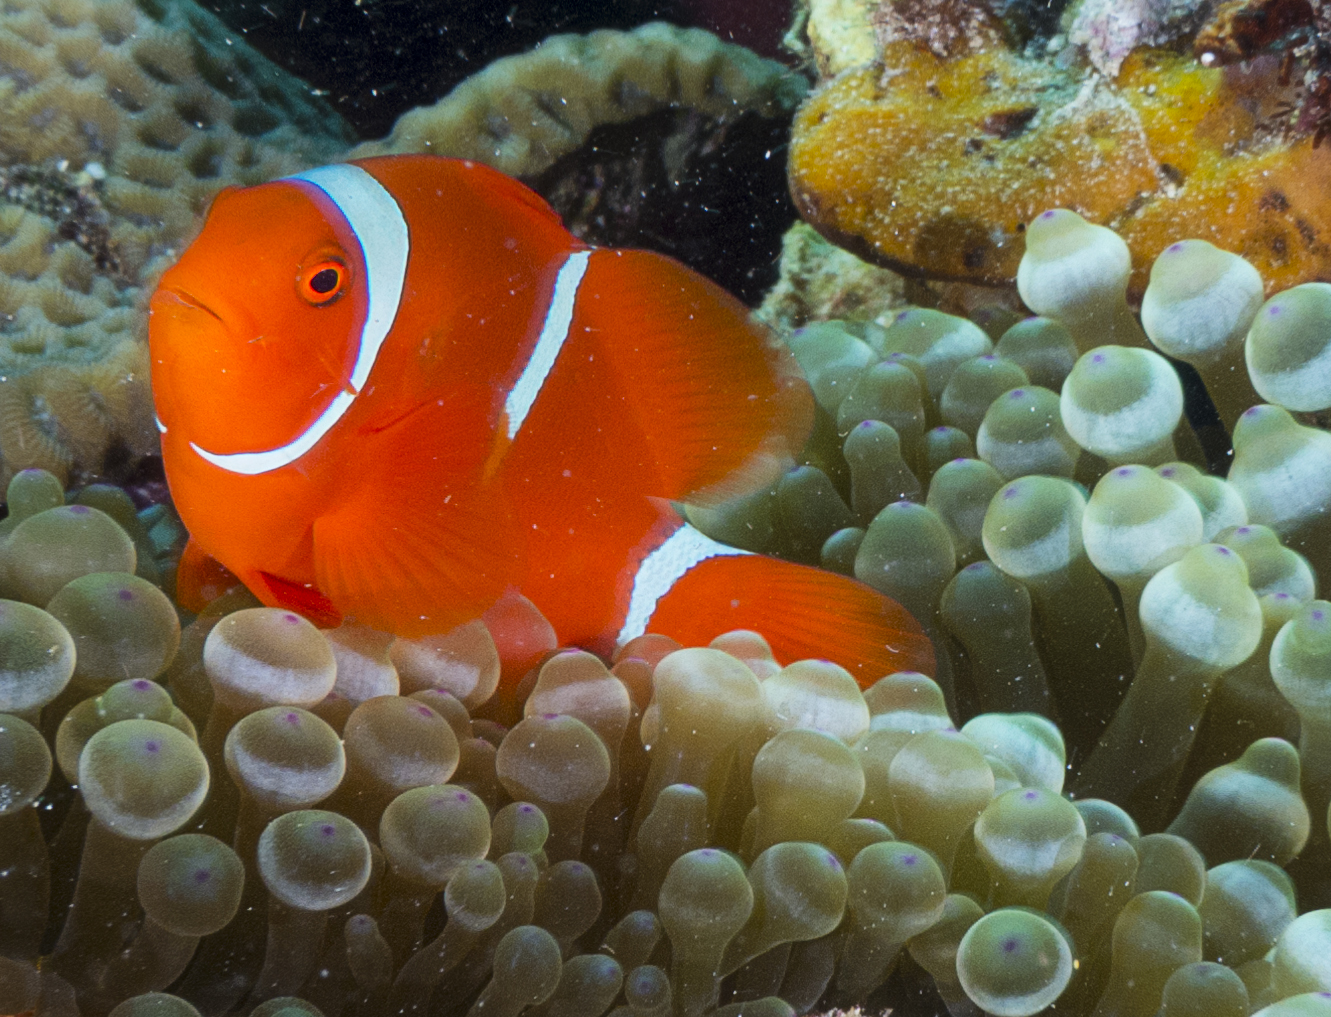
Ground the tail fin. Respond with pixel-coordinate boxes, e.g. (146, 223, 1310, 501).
(643, 550, 935, 688)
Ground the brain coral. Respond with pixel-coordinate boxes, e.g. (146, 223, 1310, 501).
(0, 0, 353, 487)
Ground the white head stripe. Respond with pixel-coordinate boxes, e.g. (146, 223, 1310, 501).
(616, 523, 751, 647)
(189, 162, 409, 476)
(505, 250, 591, 441)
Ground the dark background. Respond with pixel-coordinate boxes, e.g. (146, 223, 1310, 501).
(203, 0, 791, 139)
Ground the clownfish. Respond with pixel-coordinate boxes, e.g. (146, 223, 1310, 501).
(149, 155, 934, 685)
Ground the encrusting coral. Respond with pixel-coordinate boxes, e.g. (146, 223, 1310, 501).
(788, 0, 1331, 294)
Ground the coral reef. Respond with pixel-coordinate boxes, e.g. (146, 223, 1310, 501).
(788, 0, 1331, 293)
(7, 3, 1331, 1017)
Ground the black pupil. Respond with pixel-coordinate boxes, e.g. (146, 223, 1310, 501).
(310, 267, 339, 294)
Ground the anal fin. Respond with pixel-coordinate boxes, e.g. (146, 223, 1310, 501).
(255, 571, 343, 629)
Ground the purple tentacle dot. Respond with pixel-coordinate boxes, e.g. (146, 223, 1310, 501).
(118, 588, 135, 601)
(1003, 937, 1021, 954)
(320, 823, 337, 838)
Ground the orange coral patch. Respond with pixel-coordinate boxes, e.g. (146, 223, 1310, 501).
(790, 42, 1331, 294)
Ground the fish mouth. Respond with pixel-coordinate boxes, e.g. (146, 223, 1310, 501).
(155, 286, 224, 324)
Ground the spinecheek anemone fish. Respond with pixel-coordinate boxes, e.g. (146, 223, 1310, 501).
(149, 155, 934, 688)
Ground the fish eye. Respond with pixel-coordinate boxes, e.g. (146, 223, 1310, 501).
(297, 259, 347, 305)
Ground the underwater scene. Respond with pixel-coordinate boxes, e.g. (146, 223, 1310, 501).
(2, 0, 1331, 1015)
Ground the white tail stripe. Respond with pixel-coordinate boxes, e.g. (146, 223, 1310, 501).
(505, 250, 591, 441)
(190, 163, 410, 476)
(616, 523, 751, 647)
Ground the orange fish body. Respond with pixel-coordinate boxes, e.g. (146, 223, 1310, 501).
(150, 155, 934, 685)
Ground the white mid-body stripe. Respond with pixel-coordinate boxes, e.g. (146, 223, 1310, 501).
(504, 250, 591, 440)
(616, 523, 752, 647)
(190, 163, 410, 476)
